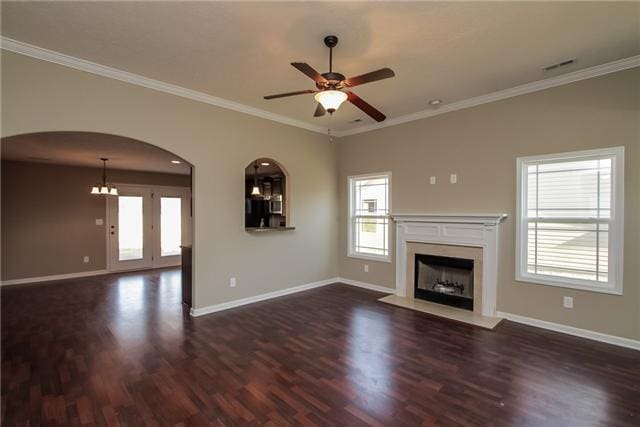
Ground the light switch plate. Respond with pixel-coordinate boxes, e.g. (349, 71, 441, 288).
(83, 256, 90, 263)
(450, 174, 457, 184)
(230, 277, 237, 288)
(563, 296, 573, 309)
(429, 176, 436, 185)
(364, 264, 369, 273)
(95, 218, 104, 225)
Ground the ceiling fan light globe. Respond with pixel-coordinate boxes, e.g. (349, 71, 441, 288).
(314, 90, 347, 113)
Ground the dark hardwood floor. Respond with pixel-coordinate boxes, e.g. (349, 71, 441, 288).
(2, 269, 639, 426)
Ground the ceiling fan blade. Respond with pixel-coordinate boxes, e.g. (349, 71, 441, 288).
(313, 103, 326, 117)
(264, 89, 316, 100)
(345, 68, 395, 87)
(346, 91, 386, 122)
(291, 62, 327, 83)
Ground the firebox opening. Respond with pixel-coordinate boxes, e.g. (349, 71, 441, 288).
(414, 254, 474, 311)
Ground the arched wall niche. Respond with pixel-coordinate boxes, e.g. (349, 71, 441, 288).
(244, 157, 292, 230)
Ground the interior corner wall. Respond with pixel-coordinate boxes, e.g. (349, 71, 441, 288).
(337, 68, 640, 340)
(1, 160, 190, 281)
(1, 51, 339, 306)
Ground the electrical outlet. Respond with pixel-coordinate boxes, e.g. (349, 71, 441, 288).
(450, 174, 457, 184)
(83, 256, 90, 263)
(95, 218, 104, 225)
(563, 296, 573, 309)
(230, 277, 237, 288)
(364, 264, 369, 273)
(429, 176, 436, 185)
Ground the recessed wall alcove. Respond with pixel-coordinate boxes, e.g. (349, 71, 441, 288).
(244, 158, 293, 231)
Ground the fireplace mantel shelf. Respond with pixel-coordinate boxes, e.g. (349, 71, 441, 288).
(391, 213, 508, 226)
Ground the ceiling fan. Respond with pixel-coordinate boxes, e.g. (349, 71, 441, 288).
(264, 35, 395, 122)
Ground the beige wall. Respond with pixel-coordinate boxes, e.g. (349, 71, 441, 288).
(1, 160, 190, 280)
(1, 52, 339, 308)
(338, 68, 639, 340)
(3, 49, 637, 340)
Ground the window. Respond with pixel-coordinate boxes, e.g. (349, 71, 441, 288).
(516, 147, 624, 294)
(348, 172, 391, 262)
(160, 197, 182, 257)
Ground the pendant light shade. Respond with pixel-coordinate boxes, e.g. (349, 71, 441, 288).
(314, 90, 347, 114)
(251, 161, 261, 196)
(91, 158, 118, 196)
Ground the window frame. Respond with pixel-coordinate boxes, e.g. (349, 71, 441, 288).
(515, 147, 624, 295)
(347, 171, 392, 263)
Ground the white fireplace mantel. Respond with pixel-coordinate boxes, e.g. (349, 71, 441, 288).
(392, 213, 508, 226)
(391, 213, 508, 318)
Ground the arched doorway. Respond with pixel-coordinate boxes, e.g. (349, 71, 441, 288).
(1, 131, 195, 307)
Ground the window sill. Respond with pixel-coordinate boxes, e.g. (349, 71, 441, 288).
(348, 252, 392, 263)
(516, 273, 622, 295)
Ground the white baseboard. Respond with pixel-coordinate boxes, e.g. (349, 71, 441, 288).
(337, 277, 396, 294)
(190, 277, 396, 317)
(190, 277, 340, 317)
(1, 269, 110, 286)
(497, 311, 640, 351)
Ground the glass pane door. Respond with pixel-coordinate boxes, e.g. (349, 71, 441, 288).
(108, 186, 153, 272)
(160, 197, 181, 257)
(118, 196, 144, 261)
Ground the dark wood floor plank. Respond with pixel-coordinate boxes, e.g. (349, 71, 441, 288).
(2, 268, 639, 426)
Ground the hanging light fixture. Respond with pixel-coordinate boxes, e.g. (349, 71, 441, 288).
(251, 161, 261, 196)
(91, 158, 118, 196)
(314, 90, 348, 114)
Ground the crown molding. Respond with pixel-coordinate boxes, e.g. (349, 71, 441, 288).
(0, 37, 329, 136)
(335, 54, 640, 137)
(2, 37, 638, 139)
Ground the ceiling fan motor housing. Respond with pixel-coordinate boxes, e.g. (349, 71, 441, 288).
(317, 72, 346, 90)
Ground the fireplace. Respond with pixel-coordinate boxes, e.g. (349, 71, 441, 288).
(414, 254, 474, 311)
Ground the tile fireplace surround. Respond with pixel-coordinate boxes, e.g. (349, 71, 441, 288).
(391, 214, 508, 318)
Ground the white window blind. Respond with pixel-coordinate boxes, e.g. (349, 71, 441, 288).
(348, 173, 391, 261)
(517, 148, 624, 294)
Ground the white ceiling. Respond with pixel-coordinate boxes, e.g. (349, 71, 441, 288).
(1, 132, 191, 174)
(1, 2, 639, 133)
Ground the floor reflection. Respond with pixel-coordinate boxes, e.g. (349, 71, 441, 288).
(109, 268, 184, 346)
(347, 307, 395, 416)
(111, 274, 148, 345)
(116, 274, 146, 314)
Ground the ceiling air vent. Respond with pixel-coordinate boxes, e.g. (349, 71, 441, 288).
(543, 58, 575, 72)
(349, 118, 363, 123)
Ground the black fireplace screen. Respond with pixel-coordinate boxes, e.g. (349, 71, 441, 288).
(414, 254, 474, 311)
